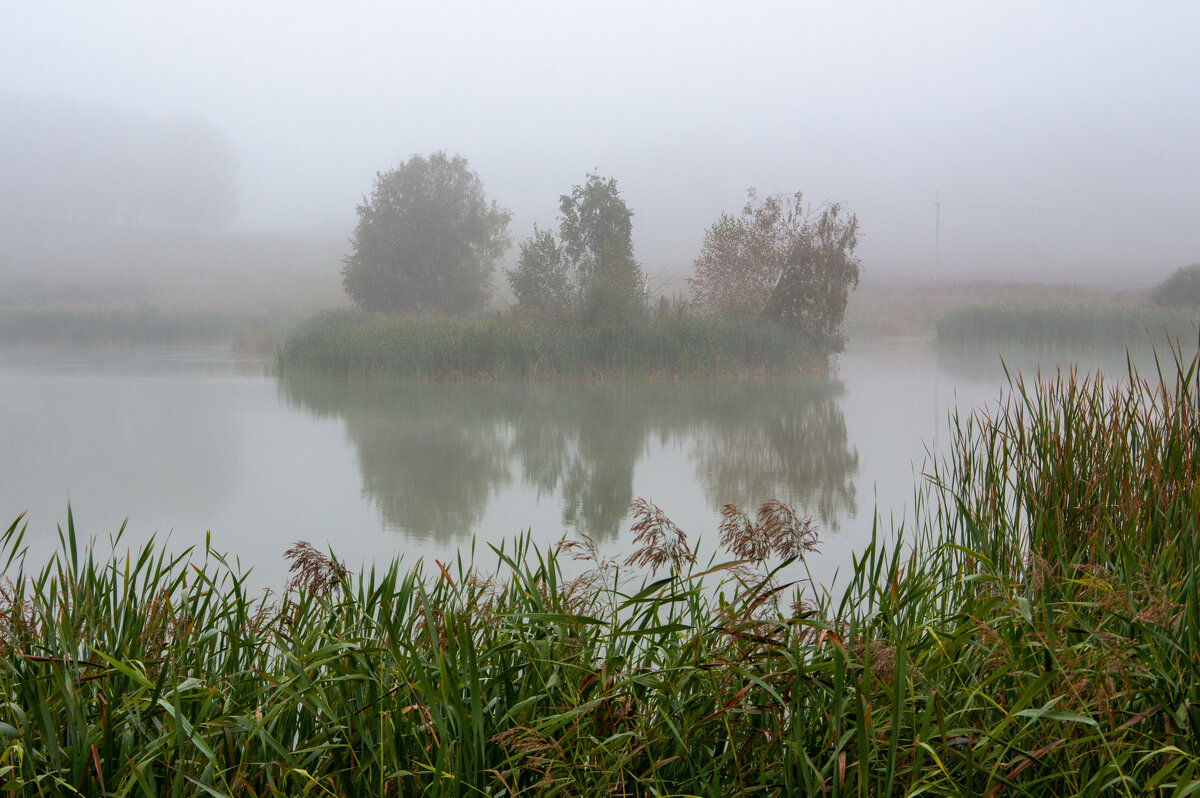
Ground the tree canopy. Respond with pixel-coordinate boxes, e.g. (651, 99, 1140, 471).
(507, 172, 645, 323)
(690, 189, 860, 345)
(341, 152, 511, 314)
(1150, 263, 1200, 307)
(560, 173, 646, 323)
(506, 225, 573, 316)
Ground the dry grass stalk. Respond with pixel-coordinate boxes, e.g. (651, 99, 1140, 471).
(714, 499, 821, 626)
(556, 533, 621, 613)
(284, 540, 350, 597)
(136, 589, 193, 656)
(625, 498, 696, 575)
(0, 578, 35, 658)
(719, 500, 818, 562)
(557, 533, 601, 564)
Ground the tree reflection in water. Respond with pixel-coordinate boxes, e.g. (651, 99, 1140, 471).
(687, 380, 857, 528)
(279, 375, 857, 543)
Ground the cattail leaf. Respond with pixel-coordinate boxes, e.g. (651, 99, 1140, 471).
(1014, 708, 1099, 727)
(615, 622, 691, 637)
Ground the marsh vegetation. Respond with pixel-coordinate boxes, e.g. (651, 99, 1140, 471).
(936, 304, 1196, 350)
(928, 268, 1198, 351)
(296, 159, 865, 379)
(0, 226, 346, 353)
(276, 310, 826, 380)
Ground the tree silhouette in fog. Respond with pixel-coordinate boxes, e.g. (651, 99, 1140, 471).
(0, 95, 237, 229)
(341, 152, 511, 314)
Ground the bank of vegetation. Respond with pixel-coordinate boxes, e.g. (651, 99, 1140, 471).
(0, 306, 294, 356)
(2, 343, 1198, 795)
(0, 306, 236, 347)
(935, 265, 1199, 350)
(936, 303, 1196, 350)
(276, 309, 824, 379)
(0, 226, 348, 354)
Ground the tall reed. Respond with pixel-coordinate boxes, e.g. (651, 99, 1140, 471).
(275, 310, 821, 380)
(0, 306, 236, 347)
(937, 304, 1196, 350)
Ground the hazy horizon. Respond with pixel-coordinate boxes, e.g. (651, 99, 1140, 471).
(4, 1, 1198, 285)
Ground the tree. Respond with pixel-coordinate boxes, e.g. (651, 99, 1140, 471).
(506, 172, 646, 323)
(558, 173, 645, 323)
(1150, 263, 1200, 307)
(1, 96, 237, 229)
(505, 225, 573, 315)
(690, 189, 861, 345)
(341, 152, 511, 314)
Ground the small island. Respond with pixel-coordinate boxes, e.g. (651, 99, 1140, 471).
(277, 154, 862, 380)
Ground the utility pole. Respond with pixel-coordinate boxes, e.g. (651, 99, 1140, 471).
(932, 190, 942, 447)
(933, 190, 942, 280)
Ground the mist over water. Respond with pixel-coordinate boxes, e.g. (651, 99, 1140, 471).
(0, 342, 1149, 590)
(1, 3, 1198, 589)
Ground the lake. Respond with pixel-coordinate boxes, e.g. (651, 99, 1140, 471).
(0, 342, 1138, 591)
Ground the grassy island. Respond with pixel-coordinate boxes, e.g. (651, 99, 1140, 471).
(1, 344, 1198, 795)
(276, 310, 830, 380)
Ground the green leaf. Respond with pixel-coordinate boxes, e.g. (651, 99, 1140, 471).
(1014, 708, 1098, 726)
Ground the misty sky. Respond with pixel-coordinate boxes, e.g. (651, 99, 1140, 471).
(3, 1, 1198, 281)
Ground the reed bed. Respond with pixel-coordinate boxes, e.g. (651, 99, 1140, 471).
(937, 304, 1196, 350)
(0, 307, 237, 348)
(275, 310, 821, 380)
(2, 344, 1199, 796)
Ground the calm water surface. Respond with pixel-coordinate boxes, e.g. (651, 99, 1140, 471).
(0, 343, 1137, 590)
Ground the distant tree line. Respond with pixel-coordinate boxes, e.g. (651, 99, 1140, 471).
(0, 95, 237, 229)
(1150, 263, 1200, 308)
(341, 151, 861, 345)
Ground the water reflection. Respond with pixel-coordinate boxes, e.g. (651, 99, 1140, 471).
(280, 376, 858, 542)
(689, 380, 858, 527)
(0, 364, 243, 523)
(934, 344, 1173, 384)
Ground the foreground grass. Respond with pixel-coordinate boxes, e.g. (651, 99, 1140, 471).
(276, 310, 824, 379)
(2, 345, 1198, 795)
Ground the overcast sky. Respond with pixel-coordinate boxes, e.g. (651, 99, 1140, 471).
(3, 1, 1198, 281)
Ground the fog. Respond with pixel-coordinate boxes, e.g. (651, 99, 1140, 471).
(3, 1, 1198, 284)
